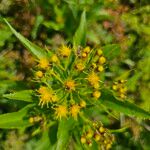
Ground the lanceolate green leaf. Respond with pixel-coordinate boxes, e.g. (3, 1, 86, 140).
(4, 18, 48, 59)
(73, 10, 86, 48)
(0, 104, 34, 129)
(3, 90, 33, 102)
(99, 90, 150, 119)
(56, 118, 75, 150)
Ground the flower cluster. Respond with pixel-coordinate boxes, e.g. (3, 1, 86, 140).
(80, 122, 114, 150)
(112, 79, 127, 99)
(33, 45, 106, 120)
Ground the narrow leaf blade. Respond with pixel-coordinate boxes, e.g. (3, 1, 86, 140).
(73, 11, 86, 48)
(4, 18, 48, 59)
(99, 90, 150, 119)
(0, 104, 34, 129)
(3, 90, 33, 102)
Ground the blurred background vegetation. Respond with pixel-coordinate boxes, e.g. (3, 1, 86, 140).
(0, 0, 150, 149)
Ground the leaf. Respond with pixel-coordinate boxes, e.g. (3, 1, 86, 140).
(102, 44, 121, 60)
(35, 131, 51, 150)
(4, 18, 48, 59)
(56, 118, 75, 150)
(99, 89, 150, 119)
(0, 104, 34, 129)
(31, 15, 44, 39)
(3, 90, 34, 102)
(73, 10, 86, 48)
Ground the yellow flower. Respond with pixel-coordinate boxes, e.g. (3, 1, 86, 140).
(38, 86, 56, 107)
(82, 52, 87, 58)
(93, 83, 100, 89)
(35, 71, 43, 78)
(83, 46, 90, 53)
(93, 91, 101, 99)
(70, 104, 80, 120)
(87, 72, 99, 86)
(54, 105, 68, 119)
(76, 63, 85, 71)
(65, 79, 76, 91)
(86, 130, 94, 139)
(99, 126, 105, 133)
(39, 91, 53, 107)
(51, 54, 59, 63)
(99, 56, 106, 64)
(38, 86, 48, 94)
(97, 49, 103, 56)
(81, 136, 86, 144)
(59, 45, 71, 57)
(98, 65, 104, 72)
(38, 58, 49, 69)
(94, 134, 101, 141)
(80, 100, 86, 108)
(112, 84, 118, 90)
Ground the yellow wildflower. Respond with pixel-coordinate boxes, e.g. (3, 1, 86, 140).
(70, 104, 80, 120)
(86, 130, 94, 139)
(54, 105, 68, 119)
(65, 79, 76, 91)
(81, 136, 86, 144)
(112, 84, 118, 90)
(87, 72, 99, 86)
(38, 86, 48, 94)
(94, 134, 101, 141)
(80, 100, 86, 108)
(98, 65, 104, 72)
(38, 58, 49, 69)
(83, 46, 90, 53)
(97, 49, 103, 56)
(59, 45, 71, 57)
(82, 52, 87, 58)
(99, 56, 106, 64)
(106, 143, 112, 150)
(76, 63, 85, 71)
(35, 71, 43, 78)
(51, 54, 59, 63)
(99, 126, 105, 133)
(39, 91, 53, 107)
(93, 91, 101, 99)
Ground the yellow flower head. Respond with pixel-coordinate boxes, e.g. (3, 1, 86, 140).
(39, 91, 53, 107)
(87, 72, 99, 86)
(98, 65, 104, 72)
(38, 58, 49, 69)
(54, 105, 68, 119)
(93, 91, 101, 99)
(83, 46, 90, 53)
(99, 56, 106, 64)
(70, 104, 80, 120)
(38, 86, 48, 94)
(97, 49, 103, 56)
(81, 136, 86, 144)
(65, 79, 76, 91)
(51, 54, 59, 63)
(35, 71, 43, 78)
(76, 63, 85, 71)
(59, 45, 71, 57)
(80, 100, 86, 108)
